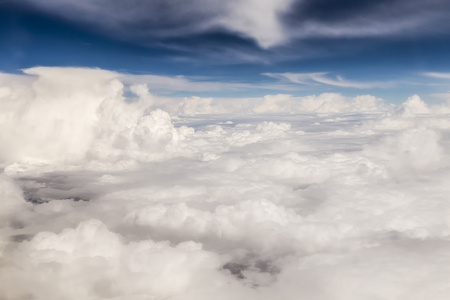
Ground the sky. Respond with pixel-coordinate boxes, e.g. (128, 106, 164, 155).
(1, 0, 450, 102)
(3, 2, 450, 299)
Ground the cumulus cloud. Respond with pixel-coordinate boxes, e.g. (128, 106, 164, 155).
(0, 67, 186, 168)
(2, 67, 450, 299)
(178, 93, 387, 115)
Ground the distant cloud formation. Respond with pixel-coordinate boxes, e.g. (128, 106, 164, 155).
(2, 67, 450, 299)
(120, 74, 257, 93)
(263, 72, 389, 89)
(13, 0, 450, 49)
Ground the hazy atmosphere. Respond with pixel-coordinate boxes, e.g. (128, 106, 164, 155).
(2, 1, 450, 299)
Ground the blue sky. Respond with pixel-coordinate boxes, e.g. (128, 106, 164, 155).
(1, 0, 450, 102)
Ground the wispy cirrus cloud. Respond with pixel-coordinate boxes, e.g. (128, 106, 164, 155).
(263, 72, 390, 89)
(121, 74, 300, 94)
(423, 72, 450, 79)
(121, 74, 255, 93)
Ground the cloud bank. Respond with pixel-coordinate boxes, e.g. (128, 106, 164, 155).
(2, 67, 450, 299)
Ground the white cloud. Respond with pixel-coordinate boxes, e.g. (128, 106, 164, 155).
(423, 72, 450, 79)
(263, 72, 388, 89)
(218, 0, 294, 48)
(121, 73, 258, 93)
(2, 67, 450, 299)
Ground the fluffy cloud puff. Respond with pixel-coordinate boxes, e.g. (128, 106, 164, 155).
(2, 67, 450, 299)
(0, 67, 185, 170)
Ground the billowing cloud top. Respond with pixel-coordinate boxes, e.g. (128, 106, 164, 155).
(2, 67, 450, 299)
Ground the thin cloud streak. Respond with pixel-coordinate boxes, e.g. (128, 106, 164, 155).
(263, 72, 391, 89)
(121, 74, 301, 93)
(424, 72, 450, 79)
(121, 74, 256, 93)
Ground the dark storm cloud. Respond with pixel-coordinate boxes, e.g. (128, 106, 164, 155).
(8, 0, 218, 39)
(12, 0, 293, 47)
(290, 0, 394, 23)
(3, 0, 450, 57)
(285, 0, 450, 39)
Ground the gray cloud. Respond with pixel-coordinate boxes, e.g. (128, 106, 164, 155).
(15, 0, 450, 50)
(17, 0, 293, 48)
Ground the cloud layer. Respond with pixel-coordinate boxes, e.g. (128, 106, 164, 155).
(15, 0, 450, 49)
(2, 67, 450, 299)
